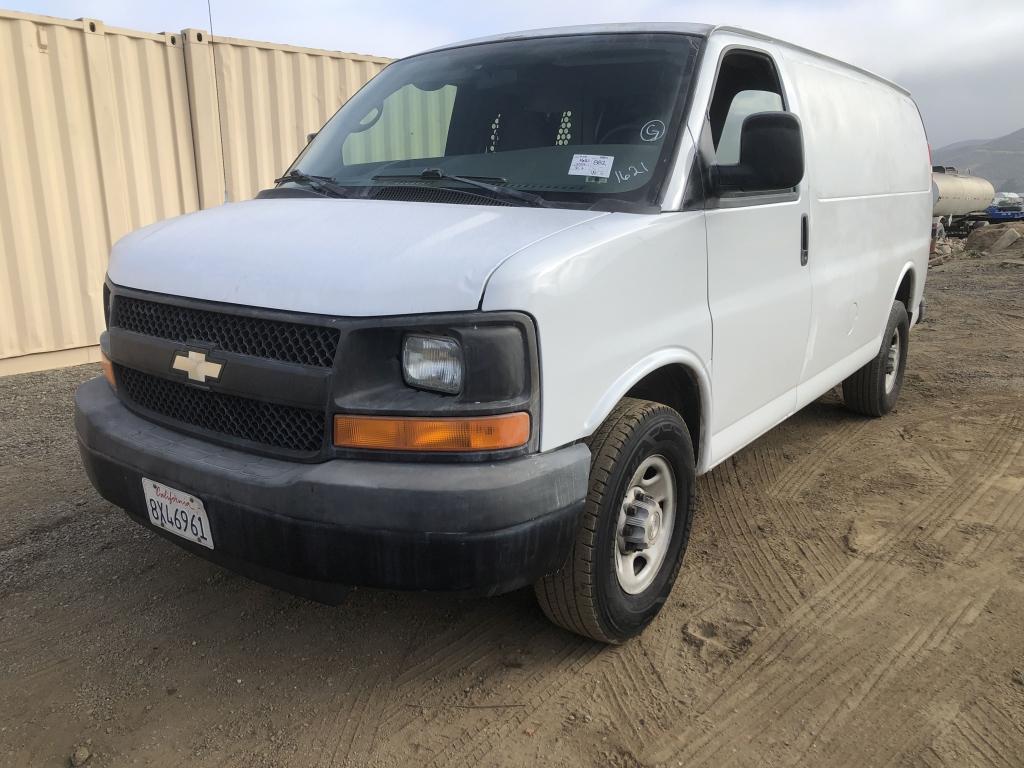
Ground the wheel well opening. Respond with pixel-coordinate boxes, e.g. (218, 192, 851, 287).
(896, 271, 914, 320)
(625, 365, 701, 462)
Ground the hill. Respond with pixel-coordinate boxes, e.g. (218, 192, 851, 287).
(933, 127, 1024, 193)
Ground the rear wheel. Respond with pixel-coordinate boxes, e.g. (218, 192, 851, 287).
(534, 398, 695, 643)
(842, 300, 909, 416)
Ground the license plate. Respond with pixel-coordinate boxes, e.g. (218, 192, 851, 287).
(142, 478, 214, 549)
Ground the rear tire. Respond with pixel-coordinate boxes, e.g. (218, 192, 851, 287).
(842, 300, 909, 416)
(534, 398, 695, 643)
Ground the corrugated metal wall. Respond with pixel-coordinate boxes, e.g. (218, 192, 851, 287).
(0, 12, 198, 370)
(0, 10, 389, 374)
(211, 34, 389, 202)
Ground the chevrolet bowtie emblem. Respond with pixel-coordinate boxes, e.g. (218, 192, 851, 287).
(172, 350, 224, 383)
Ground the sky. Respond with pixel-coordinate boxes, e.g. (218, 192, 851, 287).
(8, 0, 1024, 147)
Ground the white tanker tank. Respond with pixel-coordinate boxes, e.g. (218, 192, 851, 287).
(931, 167, 995, 217)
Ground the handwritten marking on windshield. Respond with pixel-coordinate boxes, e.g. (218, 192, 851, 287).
(641, 120, 666, 141)
(614, 161, 650, 183)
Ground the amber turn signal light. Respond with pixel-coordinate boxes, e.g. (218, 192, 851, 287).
(100, 351, 116, 391)
(333, 412, 530, 452)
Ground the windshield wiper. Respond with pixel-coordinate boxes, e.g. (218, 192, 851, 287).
(274, 169, 350, 198)
(371, 168, 552, 208)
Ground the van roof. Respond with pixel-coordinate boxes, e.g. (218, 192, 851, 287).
(419, 22, 909, 97)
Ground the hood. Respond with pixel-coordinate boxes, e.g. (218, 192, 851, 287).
(108, 198, 607, 316)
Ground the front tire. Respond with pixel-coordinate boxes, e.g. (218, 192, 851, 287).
(842, 300, 910, 416)
(534, 398, 696, 643)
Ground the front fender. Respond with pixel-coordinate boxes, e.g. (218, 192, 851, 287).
(584, 348, 713, 473)
(480, 210, 712, 464)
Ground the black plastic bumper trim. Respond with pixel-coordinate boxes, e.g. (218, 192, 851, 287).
(75, 377, 588, 596)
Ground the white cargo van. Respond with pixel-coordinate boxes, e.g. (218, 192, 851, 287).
(76, 23, 931, 642)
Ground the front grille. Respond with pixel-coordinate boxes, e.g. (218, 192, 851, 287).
(116, 366, 325, 454)
(111, 296, 340, 368)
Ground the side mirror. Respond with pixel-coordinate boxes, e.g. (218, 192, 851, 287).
(306, 131, 318, 144)
(713, 111, 804, 194)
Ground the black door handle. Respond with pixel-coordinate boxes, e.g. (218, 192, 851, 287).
(800, 214, 809, 267)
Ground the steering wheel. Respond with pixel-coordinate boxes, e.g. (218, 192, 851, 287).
(598, 124, 640, 144)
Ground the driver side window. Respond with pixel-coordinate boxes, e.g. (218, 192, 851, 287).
(716, 90, 784, 163)
(708, 51, 786, 165)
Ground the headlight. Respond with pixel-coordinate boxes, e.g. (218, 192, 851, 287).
(402, 334, 463, 394)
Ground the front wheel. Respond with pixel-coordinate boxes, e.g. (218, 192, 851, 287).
(534, 398, 695, 643)
(842, 300, 910, 416)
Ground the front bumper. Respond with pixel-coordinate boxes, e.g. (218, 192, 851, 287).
(75, 377, 588, 599)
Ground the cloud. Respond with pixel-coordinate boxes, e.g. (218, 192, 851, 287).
(7, 0, 1024, 145)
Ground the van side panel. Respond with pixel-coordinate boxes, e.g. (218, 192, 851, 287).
(481, 211, 713, 463)
(783, 51, 931, 398)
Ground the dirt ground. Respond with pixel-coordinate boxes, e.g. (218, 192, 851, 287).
(2, 250, 1023, 768)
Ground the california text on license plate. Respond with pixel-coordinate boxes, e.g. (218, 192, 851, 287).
(142, 478, 214, 549)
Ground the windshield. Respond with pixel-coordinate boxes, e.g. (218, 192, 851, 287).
(287, 33, 703, 209)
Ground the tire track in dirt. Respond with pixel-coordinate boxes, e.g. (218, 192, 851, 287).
(794, 590, 991, 768)
(983, 307, 1024, 336)
(952, 708, 1022, 768)
(312, 666, 386, 768)
(769, 417, 874, 500)
(751, 443, 782, 488)
(591, 647, 676, 752)
(786, 602, 970, 762)
(425, 637, 601, 768)
(820, 493, 1020, 768)
(971, 697, 1024, 764)
(919, 448, 955, 483)
(685, 418, 1018, 739)
(558, 638, 681, 758)
(854, 415, 1022, 560)
(692, 439, 1018, 766)
(940, 483, 1024, 564)
(634, 630, 685, 701)
(303, 599, 562, 766)
(657, 557, 1003, 768)
(650, 591, 898, 767)
(643, 416, 1023, 767)
(420, 615, 681, 767)
(731, 440, 787, 490)
(702, 469, 805, 620)
(823, 559, 1019, 765)
(906, 695, 1024, 768)
(297, 603, 438, 767)
(709, 418, 888, 610)
(335, 614, 570, 760)
(389, 609, 514, 693)
(762, 496, 847, 581)
(378, 615, 563, 749)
